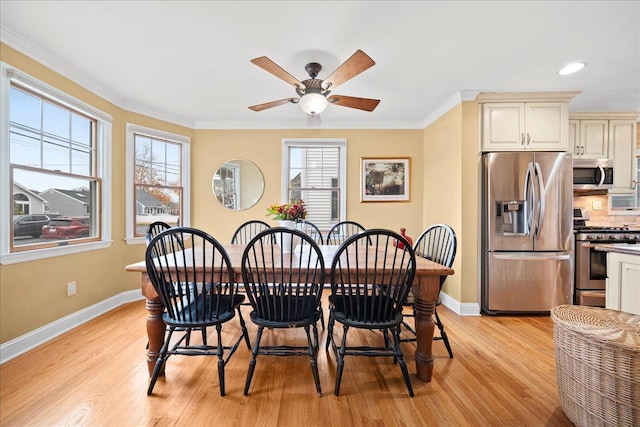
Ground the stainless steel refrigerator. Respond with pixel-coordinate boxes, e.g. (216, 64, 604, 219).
(482, 152, 573, 314)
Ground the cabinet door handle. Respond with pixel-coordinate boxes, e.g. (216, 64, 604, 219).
(521, 133, 525, 145)
(526, 133, 531, 145)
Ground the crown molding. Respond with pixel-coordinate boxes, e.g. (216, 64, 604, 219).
(1, 27, 127, 109)
(476, 91, 581, 103)
(420, 90, 481, 129)
(1, 26, 197, 129)
(569, 112, 640, 121)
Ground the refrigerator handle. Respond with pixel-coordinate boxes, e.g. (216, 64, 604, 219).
(525, 162, 535, 235)
(534, 162, 546, 239)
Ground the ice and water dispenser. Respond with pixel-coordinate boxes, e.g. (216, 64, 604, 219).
(496, 201, 528, 235)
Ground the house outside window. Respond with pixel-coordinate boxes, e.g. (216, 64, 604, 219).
(0, 63, 112, 264)
(125, 123, 190, 243)
(282, 139, 346, 232)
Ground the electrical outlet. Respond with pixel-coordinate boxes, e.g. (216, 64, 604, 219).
(592, 200, 602, 211)
(67, 281, 76, 296)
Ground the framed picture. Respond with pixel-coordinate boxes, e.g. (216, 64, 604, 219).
(361, 157, 410, 202)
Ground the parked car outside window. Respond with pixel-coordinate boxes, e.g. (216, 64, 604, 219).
(13, 214, 55, 238)
(41, 217, 90, 240)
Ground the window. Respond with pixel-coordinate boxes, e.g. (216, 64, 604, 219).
(125, 123, 190, 244)
(609, 154, 640, 215)
(282, 139, 346, 232)
(1, 63, 112, 264)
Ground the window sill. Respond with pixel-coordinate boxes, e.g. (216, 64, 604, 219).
(125, 236, 146, 245)
(0, 240, 113, 265)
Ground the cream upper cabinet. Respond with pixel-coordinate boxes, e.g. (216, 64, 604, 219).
(572, 119, 609, 159)
(570, 113, 638, 193)
(569, 120, 579, 156)
(482, 102, 568, 151)
(609, 120, 637, 193)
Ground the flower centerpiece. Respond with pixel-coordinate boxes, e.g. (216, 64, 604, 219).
(266, 199, 307, 223)
(266, 200, 307, 253)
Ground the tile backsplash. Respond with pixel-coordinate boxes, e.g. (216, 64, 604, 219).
(574, 193, 640, 228)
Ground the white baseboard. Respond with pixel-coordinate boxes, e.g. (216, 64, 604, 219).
(440, 292, 481, 316)
(0, 290, 144, 364)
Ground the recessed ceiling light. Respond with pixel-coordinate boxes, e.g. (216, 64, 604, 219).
(559, 62, 586, 75)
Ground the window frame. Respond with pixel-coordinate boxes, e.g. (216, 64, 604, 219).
(281, 138, 347, 229)
(0, 62, 112, 265)
(125, 123, 190, 244)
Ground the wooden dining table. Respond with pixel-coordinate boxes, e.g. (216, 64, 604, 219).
(125, 243, 454, 383)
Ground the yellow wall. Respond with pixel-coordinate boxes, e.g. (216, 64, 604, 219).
(421, 103, 480, 303)
(1, 44, 440, 345)
(193, 130, 424, 243)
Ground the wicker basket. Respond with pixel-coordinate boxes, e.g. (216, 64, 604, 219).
(550, 305, 640, 427)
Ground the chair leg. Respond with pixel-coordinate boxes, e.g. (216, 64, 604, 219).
(391, 327, 414, 397)
(216, 324, 225, 396)
(319, 304, 326, 330)
(201, 327, 207, 346)
(244, 326, 264, 396)
(312, 321, 319, 352)
(237, 306, 251, 349)
(434, 307, 453, 358)
(147, 328, 173, 395)
(325, 311, 335, 352)
(305, 325, 322, 396)
(334, 325, 349, 396)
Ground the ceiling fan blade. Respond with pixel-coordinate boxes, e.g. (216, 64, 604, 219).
(322, 50, 375, 90)
(250, 56, 303, 88)
(328, 95, 380, 112)
(249, 98, 297, 112)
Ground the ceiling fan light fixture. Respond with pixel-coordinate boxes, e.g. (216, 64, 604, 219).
(298, 92, 328, 115)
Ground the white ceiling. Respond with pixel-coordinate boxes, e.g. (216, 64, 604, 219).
(1, 1, 638, 129)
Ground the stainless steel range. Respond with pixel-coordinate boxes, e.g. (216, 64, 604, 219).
(574, 221, 640, 307)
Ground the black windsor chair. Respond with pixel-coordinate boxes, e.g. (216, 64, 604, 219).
(325, 220, 366, 245)
(296, 220, 324, 245)
(231, 220, 271, 244)
(326, 228, 416, 397)
(401, 223, 457, 358)
(241, 227, 326, 396)
(145, 221, 171, 245)
(145, 227, 250, 396)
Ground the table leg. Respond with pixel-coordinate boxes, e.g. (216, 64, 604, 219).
(411, 275, 439, 382)
(141, 274, 165, 377)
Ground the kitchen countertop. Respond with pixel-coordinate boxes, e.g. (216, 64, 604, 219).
(594, 243, 640, 256)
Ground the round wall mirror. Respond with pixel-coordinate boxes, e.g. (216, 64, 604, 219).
(212, 159, 264, 211)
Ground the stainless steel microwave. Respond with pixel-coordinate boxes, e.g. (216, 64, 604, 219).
(573, 158, 613, 190)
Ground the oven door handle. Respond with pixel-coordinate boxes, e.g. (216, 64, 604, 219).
(578, 241, 610, 249)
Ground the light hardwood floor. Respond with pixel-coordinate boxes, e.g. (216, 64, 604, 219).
(0, 299, 572, 426)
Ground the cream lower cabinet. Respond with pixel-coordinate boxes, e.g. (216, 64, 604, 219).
(482, 102, 568, 151)
(606, 251, 640, 315)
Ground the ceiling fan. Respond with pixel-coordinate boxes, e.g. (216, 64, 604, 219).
(248, 50, 380, 119)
